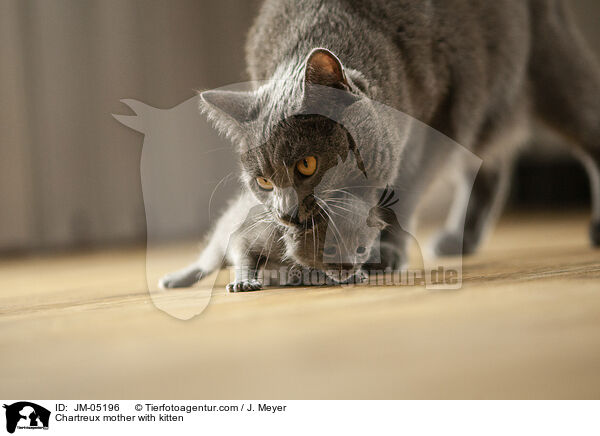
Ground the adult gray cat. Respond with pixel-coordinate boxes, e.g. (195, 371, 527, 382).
(161, 0, 600, 290)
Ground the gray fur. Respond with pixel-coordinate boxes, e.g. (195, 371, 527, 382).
(162, 0, 600, 291)
(159, 192, 284, 291)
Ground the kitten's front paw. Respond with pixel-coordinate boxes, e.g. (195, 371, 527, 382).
(158, 268, 203, 289)
(432, 230, 477, 256)
(226, 279, 263, 293)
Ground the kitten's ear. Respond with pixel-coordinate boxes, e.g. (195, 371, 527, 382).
(200, 90, 255, 124)
(304, 48, 349, 90)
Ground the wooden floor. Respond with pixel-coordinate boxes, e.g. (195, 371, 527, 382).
(1, 212, 599, 399)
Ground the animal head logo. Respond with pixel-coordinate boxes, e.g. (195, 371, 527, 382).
(3, 402, 50, 434)
(113, 81, 480, 319)
(113, 95, 239, 320)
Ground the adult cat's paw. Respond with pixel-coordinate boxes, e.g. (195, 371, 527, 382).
(591, 220, 600, 247)
(432, 230, 478, 256)
(226, 279, 263, 293)
(158, 268, 203, 289)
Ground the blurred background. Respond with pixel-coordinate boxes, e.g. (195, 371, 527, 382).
(1, 0, 599, 254)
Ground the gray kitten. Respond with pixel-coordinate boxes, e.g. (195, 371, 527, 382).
(159, 192, 281, 291)
(162, 0, 600, 290)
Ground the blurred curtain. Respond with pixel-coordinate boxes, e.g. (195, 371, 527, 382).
(0, 0, 258, 252)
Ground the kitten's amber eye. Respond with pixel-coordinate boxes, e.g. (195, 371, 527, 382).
(256, 177, 274, 191)
(296, 156, 317, 177)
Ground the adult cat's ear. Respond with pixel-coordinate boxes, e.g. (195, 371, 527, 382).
(200, 90, 255, 124)
(304, 48, 349, 90)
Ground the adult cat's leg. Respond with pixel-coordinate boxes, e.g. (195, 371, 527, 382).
(529, 0, 600, 246)
(578, 152, 600, 246)
(434, 159, 512, 256)
(364, 229, 409, 272)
